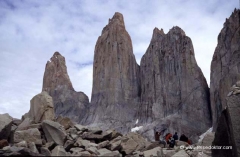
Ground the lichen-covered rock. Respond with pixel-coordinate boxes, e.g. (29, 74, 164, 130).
(42, 52, 89, 123)
(84, 12, 140, 133)
(210, 9, 240, 130)
(29, 92, 54, 123)
(139, 26, 212, 142)
(0, 113, 13, 140)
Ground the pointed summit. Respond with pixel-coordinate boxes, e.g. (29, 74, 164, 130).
(168, 26, 186, 36)
(151, 27, 165, 42)
(43, 51, 73, 93)
(42, 52, 89, 123)
(112, 12, 124, 24)
(102, 12, 125, 34)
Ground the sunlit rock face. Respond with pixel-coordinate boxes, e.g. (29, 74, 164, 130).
(84, 12, 140, 133)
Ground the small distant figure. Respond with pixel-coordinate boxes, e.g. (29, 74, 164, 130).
(165, 133, 172, 144)
(164, 133, 176, 148)
(173, 132, 178, 140)
(154, 129, 166, 148)
(168, 136, 175, 148)
(155, 131, 160, 141)
(179, 134, 188, 143)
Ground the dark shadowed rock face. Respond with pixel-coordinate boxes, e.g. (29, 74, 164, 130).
(42, 52, 89, 123)
(139, 27, 212, 142)
(84, 12, 140, 133)
(210, 9, 240, 130)
(212, 90, 240, 157)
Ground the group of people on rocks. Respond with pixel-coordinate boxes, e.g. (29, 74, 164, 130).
(154, 129, 191, 148)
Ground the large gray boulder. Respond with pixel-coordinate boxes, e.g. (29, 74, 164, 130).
(138, 26, 211, 142)
(29, 91, 54, 123)
(0, 113, 13, 140)
(42, 120, 67, 145)
(84, 12, 140, 133)
(14, 128, 42, 145)
(210, 9, 240, 130)
(42, 52, 89, 123)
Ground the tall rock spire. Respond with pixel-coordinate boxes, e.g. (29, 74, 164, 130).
(139, 26, 212, 142)
(210, 9, 240, 130)
(85, 12, 140, 132)
(43, 52, 74, 93)
(42, 52, 89, 123)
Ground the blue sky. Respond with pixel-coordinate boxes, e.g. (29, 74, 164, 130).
(0, 0, 238, 118)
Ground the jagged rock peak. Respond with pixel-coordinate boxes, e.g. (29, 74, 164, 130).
(151, 26, 186, 43)
(111, 12, 124, 24)
(42, 51, 74, 93)
(168, 26, 186, 36)
(139, 25, 211, 142)
(151, 27, 165, 42)
(224, 8, 240, 27)
(102, 12, 125, 34)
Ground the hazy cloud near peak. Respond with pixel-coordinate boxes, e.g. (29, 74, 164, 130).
(0, 0, 238, 118)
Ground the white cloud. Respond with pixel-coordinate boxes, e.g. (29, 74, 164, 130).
(0, 0, 238, 118)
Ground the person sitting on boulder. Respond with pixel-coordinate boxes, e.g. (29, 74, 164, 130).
(179, 134, 188, 143)
(165, 133, 172, 144)
(168, 136, 175, 148)
(173, 132, 178, 140)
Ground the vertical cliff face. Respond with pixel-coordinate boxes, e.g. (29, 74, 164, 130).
(85, 12, 140, 132)
(42, 52, 89, 123)
(210, 9, 240, 130)
(139, 27, 212, 141)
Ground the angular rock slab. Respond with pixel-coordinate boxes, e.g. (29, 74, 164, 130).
(14, 128, 42, 145)
(42, 120, 66, 145)
(29, 91, 54, 123)
(0, 113, 13, 140)
(51, 145, 68, 156)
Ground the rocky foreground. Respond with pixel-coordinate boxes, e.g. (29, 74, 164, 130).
(0, 90, 215, 156)
(0, 105, 215, 157)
